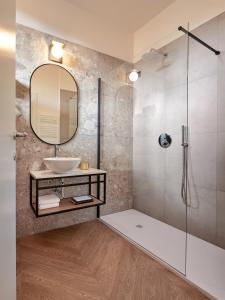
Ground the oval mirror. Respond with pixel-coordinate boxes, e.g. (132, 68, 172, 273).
(30, 64, 78, 145)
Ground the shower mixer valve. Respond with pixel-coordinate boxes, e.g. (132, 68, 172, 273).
(158, 133, 172, 148)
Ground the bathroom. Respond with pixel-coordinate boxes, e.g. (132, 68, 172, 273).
(1, 0, 225, 299)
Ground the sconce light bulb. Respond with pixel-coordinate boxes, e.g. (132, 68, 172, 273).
(50, 41, 64, 60)
(129, 70, 139, 82)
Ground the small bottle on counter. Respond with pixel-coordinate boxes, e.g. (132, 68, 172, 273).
(80, 161, 89, 170)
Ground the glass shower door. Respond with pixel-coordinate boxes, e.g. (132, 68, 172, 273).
(186, 16, 225, 299)
(133, 25, 189, 274)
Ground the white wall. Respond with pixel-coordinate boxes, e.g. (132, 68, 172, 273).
(16, 0, 225, 63)
(133, 0, 225, 62)
(0, 0, 16, 299)
(16, 0, 133, 62)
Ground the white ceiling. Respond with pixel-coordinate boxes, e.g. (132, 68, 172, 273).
(17, 0, 225, 62)
(65, 0, 175, 33)
(20, 0, 224, 62)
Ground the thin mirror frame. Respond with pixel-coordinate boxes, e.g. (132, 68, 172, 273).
(29, 63, 79, 145)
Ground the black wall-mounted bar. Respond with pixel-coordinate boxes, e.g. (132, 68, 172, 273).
(97, 78, 101, 171)
(178, 26, 220, 55)
(96, 78, 101, 218)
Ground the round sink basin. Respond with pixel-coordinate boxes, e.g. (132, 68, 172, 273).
(43, 157, 81, 173)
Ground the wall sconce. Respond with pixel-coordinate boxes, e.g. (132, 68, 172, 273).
(0, 29, 15, 52)
(49, 40, 64, 63)
(128, 70, 141, 82)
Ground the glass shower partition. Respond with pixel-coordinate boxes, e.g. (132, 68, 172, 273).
(133, 25, 189, 274)
(185, 15, 225, 299)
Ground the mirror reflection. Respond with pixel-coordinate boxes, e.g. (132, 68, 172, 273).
(30, 64, 78, 145)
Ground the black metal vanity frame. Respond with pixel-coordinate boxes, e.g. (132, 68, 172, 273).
(29, 77, 105, 218)
(30, 171, 106, 218)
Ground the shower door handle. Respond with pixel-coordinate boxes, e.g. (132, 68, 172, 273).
(181, 125, 188, 205)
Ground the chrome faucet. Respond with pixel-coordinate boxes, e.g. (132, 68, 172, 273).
(54, 145, 61, 157)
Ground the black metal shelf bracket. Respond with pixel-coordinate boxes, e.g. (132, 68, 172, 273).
(178, 26, 220, 55)
(30, 79, 105, 219)
(30, 172, 106, 218)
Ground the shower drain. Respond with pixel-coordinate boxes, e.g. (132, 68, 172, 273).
(136, 224, 143, 228)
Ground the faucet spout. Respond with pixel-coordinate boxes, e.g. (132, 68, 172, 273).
(54, 145, 60, 157)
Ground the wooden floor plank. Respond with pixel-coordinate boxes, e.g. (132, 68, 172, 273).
(17, 220, 209, 300)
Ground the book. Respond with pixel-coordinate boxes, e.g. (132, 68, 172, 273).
(71, 195, 93, 204)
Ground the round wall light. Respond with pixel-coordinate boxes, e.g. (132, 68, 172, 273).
(128, 70, 141, 82)
(49, 40, 64, 63)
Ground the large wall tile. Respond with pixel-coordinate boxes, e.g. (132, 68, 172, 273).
(101, 170, 132, 215)
(133, 12, 225, 251)
(164, 180, 186, 231)
(133, 136, 166, 180)
(188, 133, 217, 190)
(216, 132, 225, 192)
(188, 18, 218, 82)
(187, 187, 217, 244)
(189, 75, 217, 134)
(101, 136, 132, 171)
(133, 59, 166, 139)
(160, 34, 188, 90)
(165, 85, 187, 135)
(218, 13, 225, 52)
(133, 93, 166, 138)
(133, 177, 165, 222)
(16, 206, 97, 237)
(102, 89, 133, 138)
(60, 134, 97, 166)
(165, 134, 183, 184)
(217, 51, 225, 133)
(216, 191, 225, 249)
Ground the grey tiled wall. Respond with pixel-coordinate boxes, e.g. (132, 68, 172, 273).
(133, 30, 188, 232)
(133, 13, 225, 250)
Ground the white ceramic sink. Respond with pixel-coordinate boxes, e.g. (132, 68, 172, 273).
(43, 157, 81, 173)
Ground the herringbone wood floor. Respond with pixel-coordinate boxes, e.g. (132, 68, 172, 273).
(17, 220, 209, 300)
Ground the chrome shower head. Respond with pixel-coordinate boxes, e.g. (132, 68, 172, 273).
(142, 48, 167, 61)
(142, 48, 170, 71)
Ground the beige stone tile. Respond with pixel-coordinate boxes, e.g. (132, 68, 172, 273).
(16, 24, 133, 237)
